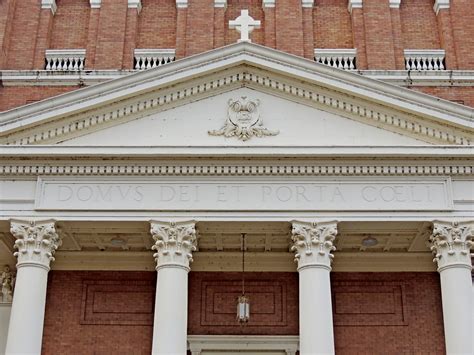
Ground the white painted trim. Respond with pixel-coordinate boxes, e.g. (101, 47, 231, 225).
(2, 69, 474, 87)
(434, 0, 450, 14)
(262, 0, 276, 7)
(41, 0, 57, 14)
(348, 0, 362, 13)
(187, 335, 299, 354)
(301, 0, 314, 8)
(214, 0, 227, 8)
(176, 0, 188, 8)
(0, 43, 471, 137)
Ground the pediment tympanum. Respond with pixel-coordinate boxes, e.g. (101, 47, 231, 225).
(0, 43, 472, 146)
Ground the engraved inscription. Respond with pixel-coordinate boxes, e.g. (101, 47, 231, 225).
(36, 178, 452, 211)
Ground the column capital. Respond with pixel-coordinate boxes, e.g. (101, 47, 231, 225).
(348, 0, 363, 14)
(150, 220, 197, 270)
(430, 220, 473, 271)
(291, 220, 338, 271)
(434, 0, 450, 15)
(10, 220, 61, 270)
(41, 0, 57, 15)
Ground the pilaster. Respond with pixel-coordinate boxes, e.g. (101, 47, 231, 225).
(301, 0, 315, 60)
(349, 1, 367, 69)
(123, 1, 141, 69)
(389, 0, 405, 69)
(0, 0, 17, 69)
(33, 1, 56, 69)
(434, 1, 458, 69)
(213, 0, 226, 49)
(263, 0, 276, 48)
(175, 0, 188, 58)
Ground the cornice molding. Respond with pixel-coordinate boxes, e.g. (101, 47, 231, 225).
(0, 68, 472, 146)
(128, 0, 142, 13)
(348, 0, 362, 13)
(3, 69, 474, 87)
(434, 0, 449, 15)
(89, 0, 101, 8)
(389, 0, 401, 8)
(41, 0, 57, 15)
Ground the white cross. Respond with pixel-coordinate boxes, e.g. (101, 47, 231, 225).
(229, 9, 261, 43)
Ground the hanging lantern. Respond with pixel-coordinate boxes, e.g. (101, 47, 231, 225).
(237, 233, 250, 325)
(237, 295, 250, 323)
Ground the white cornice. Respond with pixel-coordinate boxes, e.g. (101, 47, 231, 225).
(214, 0, 227, 8)
(2, 69, 474, 87)
(262, 0, 275, 7)
(434, 0, 450, 14)
(41, 0, 57, 15)
(301, 0, 314, 8)
(0, 43, 472, 145)
(176, 0, 188, 8)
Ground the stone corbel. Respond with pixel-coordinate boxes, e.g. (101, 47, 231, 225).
(10, 219, 62, 270)
(348, 0, 362, 13)
(41, 0, 57, 15)
(389, 0, 401, 8)
(291, 220, 338, 270)
(429, 221, 473, 271)
(176, 0, 188, 8)
(128, 0, 142, 14)
(434, 0, 450, 14)
(89, 0, 101, 8)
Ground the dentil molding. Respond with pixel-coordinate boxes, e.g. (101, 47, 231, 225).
(10, 220, 61, 270)
(150, 221, 197, 270)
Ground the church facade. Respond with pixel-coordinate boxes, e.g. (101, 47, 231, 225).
(0, 0, 473, 354)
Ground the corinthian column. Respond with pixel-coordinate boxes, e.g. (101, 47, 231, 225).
(291, 220, 338, 355)
(6, 219, 61, 355)
(150, 220, 197, 355)
(430, 221, 473, 355)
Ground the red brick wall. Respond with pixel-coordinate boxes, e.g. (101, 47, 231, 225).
(50, 0, 90, 49)
(411, 86, 474, 108)
(41, 271, 444, 354)
(400, 0, 440, 50)
(136, 0, 177, 49)
(313, 0, 353, 49)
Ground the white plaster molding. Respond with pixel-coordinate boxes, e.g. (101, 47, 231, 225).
(302, 0, 314, 8)
(89, 0, 101, 8)
(0, 266, 14, 303)
(214, 0, 227, 8)
(434, 0, 449, 14)
(262, 0, 276, 8)
(41, 0, 57, 14)
(291, 221, 338, 270)
(128, 0, 142, 13)
(430, 221, 474, 271)
(1, 43, 472, 144)
(176, 0, 188, 8)
(389, 0, 401, 8)
(150, 221, 197, 270)
(348, 0, 362, 13)
(9, 220, 61, 270)
(208, 96, 279, 141)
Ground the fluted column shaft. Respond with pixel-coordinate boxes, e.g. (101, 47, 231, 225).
(150, 221, 197, 355)
(5, 220, 61, 355)
(291, 220, 338, 355)
(430, 221, 473, 355)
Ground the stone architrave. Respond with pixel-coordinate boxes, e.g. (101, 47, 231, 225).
(291, 220, 338, 355)
(430, 221, 473, 355)
(150, 221, 197, 355)
(5, 220, 61, 354)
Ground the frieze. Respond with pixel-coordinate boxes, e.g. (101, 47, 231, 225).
(34, 177, 453, 211)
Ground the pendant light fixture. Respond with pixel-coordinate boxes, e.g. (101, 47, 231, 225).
(237, 233, 250, 324)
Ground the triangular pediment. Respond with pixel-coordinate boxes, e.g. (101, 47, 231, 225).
(0, 42, 472, 146)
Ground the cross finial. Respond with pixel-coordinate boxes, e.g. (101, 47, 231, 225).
(229, 9, 261, 43)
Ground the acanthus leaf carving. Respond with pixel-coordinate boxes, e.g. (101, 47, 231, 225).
(429, 221, 474, 270)
(150, 221, 197, 270)
(291, 221, 338, 270)
(10, 220, 62, 270)
(208, 96, 279, 141)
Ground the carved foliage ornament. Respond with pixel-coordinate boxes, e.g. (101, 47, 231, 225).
(150, 221, 197, 269)
(291, 221, 338, 270)
(430, 221, 473, 270)
(208, 97, 279, 141)
(10, 220, 61, 269)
